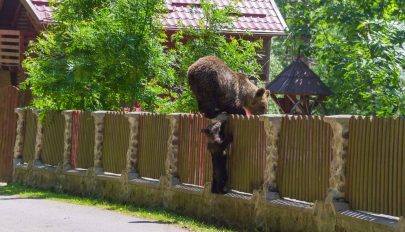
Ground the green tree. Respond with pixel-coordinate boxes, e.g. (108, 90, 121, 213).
(23, 0, 175, 112)
(274, 0, 404, 116)
(168, 0, 263, 113)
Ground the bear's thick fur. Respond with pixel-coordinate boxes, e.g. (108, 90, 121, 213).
(188, 56, 270, 119)
(201, 119, 232, 194)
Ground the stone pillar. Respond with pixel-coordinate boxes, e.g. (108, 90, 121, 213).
(92, 111, 107, 175)
(125, 112, 142, 179)
(164, 113, 181, 186)
(324, 115, 351, 206)
(62, 110, 74, 170)
(395, 217, 405, 232)
(33, 110, 44, 166)
(260, 114, 282, 200)
(13, 108, 26, 163)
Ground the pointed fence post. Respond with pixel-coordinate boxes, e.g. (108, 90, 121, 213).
(324, 115, 351, 210)
(92, 111, 107, 175)
(13, 108, 25, 164)
(260, 114, 282, 200)
(164, 113, 181, 186)
(125, 112, 142, 179)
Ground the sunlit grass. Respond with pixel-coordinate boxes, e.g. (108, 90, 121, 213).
(0, 183, 235, 232)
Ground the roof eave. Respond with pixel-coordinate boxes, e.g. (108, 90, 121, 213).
(164, 26, 287, 37)
(269, 0, 288, 31)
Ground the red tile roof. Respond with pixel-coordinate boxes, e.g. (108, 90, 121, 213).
(22, 0, 287, 36)
(164, 0, 287, 36)
(24, 0, 52, 24)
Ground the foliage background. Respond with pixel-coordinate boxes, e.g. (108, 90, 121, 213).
(23, 0, 404, 116)
(273, 0, 404, 116)
(23, 0, 263, 114)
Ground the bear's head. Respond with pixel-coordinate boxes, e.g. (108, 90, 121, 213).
(245, 88, 270, 115)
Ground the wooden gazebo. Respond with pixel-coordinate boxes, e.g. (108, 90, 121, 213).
(266, 59, 332, 115)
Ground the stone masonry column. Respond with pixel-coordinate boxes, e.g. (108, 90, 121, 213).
(163, 113, 181, 186)
(33, 110, 44, 166)
(260, 114, 282, 200)
(13, 108, 25, 164)
(324, 115, 351, 208)
(125, 112, 142, 179)
(92, 111, 107, 175)
(62, 110, 74, 170)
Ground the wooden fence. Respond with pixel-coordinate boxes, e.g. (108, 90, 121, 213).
(137, 113, 169, 179)
(0, 86, 20, 182)
(102, 112, 130, 174)
(73, 111, 94, 169)
(227, 115, 266, 193)
(22, 110, 37, 164)
(42, 111, 65, 166)
(277, 116, 333, 202)
(177, 114, 211, 186)
(13, 110, 405, 217)
(346, 117, 405, 216)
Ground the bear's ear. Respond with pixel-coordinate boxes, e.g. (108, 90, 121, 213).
(255, 88, 266, 98)
(265, 90, 270, 97)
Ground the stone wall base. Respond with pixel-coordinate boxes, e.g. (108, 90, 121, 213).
(13, 164, 398, 232)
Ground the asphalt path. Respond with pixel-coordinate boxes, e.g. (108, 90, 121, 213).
(0, 195, 189, 232)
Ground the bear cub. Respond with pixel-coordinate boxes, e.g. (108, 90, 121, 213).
(188, 56, 270, 119)
(201, 118, 233, 194)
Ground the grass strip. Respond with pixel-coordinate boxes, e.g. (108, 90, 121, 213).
(0, 183, 235, 232)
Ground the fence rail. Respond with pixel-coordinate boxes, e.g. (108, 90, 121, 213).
(14, 110, 405, 217)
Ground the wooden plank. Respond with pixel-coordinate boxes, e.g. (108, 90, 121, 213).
(0, 37, 20, 43)
(399, 118, 405, 216)
(370, 117, 378, 213)
(0, 51, 20, 57)
(392, 118, 400, 216)
(388, 118, 396, 215)
(364, 117, 372, 212)
(0, 30, 21, 35)
(0, 44, 19, 50)
(0, 58, 20, 64)
(352, 117, 361, 210)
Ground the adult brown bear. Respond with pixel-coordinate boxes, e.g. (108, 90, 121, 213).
(187, 56, 270, 119)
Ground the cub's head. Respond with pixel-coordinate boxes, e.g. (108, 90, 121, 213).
(245, 88, 270, 115)
(201, 121, 223, 145)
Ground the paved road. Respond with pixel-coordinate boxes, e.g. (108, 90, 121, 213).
(0, 195, 189, 232)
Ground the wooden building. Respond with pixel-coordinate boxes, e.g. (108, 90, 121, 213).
(0, 0, 50, 89)
(0, 0, 287, 89)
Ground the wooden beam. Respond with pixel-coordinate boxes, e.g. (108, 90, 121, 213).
(263, 37, 272, 82)
(11, 2, 22, 28)
(0, 44, 20, 50)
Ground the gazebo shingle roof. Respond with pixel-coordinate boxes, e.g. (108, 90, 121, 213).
(266, 59, 332, 96)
